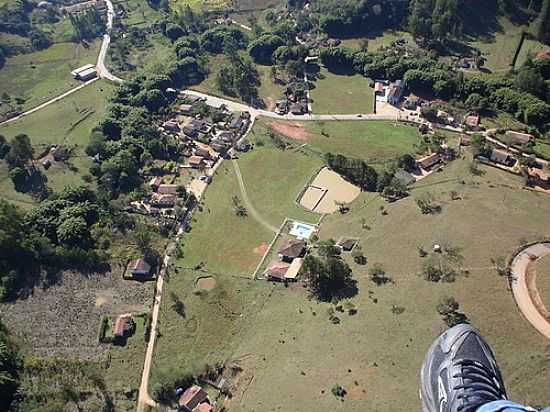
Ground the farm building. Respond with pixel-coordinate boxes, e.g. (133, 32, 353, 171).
(265, 260, 290, 282)
(337, 238, 357, 252)
(417, 153, 441, 170)
(129, 258, 152, 278)
(188, 156, 206, 168)
(527, 167, 550, 188)
(113, 315, 135, 343)
(157, 184, 178, 195)
(489, 149, 516, 167)
(151, 193, 176, 207)
(71, 64, 97, 81)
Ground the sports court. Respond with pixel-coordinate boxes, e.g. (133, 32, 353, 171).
(299, 167, 361, 213)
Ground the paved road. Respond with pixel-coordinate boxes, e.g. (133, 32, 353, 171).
(510, 242, 550, 340)
(96, 0, 124, 83)
(0, 77, 100, 126)
(232, 159, 278, 233)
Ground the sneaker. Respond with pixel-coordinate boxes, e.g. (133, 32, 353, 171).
(420, 324, 508, 412)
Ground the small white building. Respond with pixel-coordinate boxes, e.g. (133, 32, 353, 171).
(71, 64, 97, 81)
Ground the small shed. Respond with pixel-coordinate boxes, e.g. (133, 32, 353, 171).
(129, 258, 151, 277)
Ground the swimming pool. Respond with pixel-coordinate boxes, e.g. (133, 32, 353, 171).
(289, 221, 316, 239)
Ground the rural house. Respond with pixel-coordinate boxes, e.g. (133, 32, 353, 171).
(417, 153, 441, 170)
(489, 149, 516, 167)
(527, 167, 550, 189)
(506, 131, 532, 146)
(464, 113, 480, 129)
(149, 176, 163, 190)
(151, 193, 177, 207)
(278, 239, 306, 262)
(162, 120, 180, 133)
(265, 260, 290, 282)
(129, 258, 152, 278)
(158, 184, 178, 195)
(337, 238, 357, 252)
(388, 80, 404, 106)
(176, 104, 194, 115)
(113, 315, 135, 343)
(188, 156, 206, 168)
(178, 385, 211, 412)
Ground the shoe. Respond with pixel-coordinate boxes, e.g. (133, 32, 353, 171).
(420, 324, 508, 412)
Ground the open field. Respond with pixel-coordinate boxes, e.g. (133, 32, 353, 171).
(192, 55, 285, 109)
(0, 80, 112, 202)
(535, 254, 550, 312)
(310, 68, 374, 114)
(259, 118, 421, 169)
(171, 0, 230, 12)
(115, 0, 163, 27)
(222, 156, 550, 411)
(0, 269, 153, 411)
(340, 30, 415, 52)
(235, 131, 322, 226)
(0, 40, 101, 113)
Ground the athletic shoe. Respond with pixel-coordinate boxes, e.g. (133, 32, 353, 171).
(420, 324, 508, 412)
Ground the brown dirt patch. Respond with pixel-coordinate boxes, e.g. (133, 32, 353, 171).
(253, 243, 269, 255)
(265, 97, 275, 111)
(347, 385, 367, 400)
(270, 121, 310, 141)
(196, 276, 217, 291)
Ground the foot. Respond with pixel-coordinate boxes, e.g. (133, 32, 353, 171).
(420, 324, 507, 412)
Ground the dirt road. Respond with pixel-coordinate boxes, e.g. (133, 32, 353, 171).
(510, 242, 550, 340)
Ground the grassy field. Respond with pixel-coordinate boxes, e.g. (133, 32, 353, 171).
(0, 80, 112, 203)
(340, 31, 415, 51)
(171, 0, 230, 12)
(224, 156, 550, 411)
(115, 0, 163, 27)
(515, 38, 548, 68)
(236, 130, 322, 227)
(536, 254, 550, 310)
(258, 118, 421, 169)
(310, 68, 374, 114)
(150, 161, 274, 388)
(0, 40, 101, 112)
(192, 55, 285, 109)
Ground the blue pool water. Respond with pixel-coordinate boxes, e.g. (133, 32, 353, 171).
(289, 221, 316, 239)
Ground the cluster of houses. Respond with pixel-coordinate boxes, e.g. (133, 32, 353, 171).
(275, 80, 309, 115)
(160, 93, 252, 162)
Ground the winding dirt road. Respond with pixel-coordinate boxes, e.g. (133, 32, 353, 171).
(510, 242, 550, 340)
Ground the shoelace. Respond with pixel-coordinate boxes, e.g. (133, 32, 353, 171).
(453, 359, 507, 412)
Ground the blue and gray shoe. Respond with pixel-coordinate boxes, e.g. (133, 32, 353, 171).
(420, 324, 508, 412)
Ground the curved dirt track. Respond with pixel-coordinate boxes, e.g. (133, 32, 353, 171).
(510, 242, 550, 340)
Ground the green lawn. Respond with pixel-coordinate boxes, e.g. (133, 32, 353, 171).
(310, 68, 374, 114)
(150, 161, 274, 389)
(224, 156, 550, 411)
(534, 141, 550, 160)
(115, 0, 163, 27)
(236, 131, 322, 227)
(0, 40, 101, 113)
(0, 80, 112, 201)
(515, 38, 548, 69)
(340, 30, 415, 52)
(171, 0, 230, 12)
(258, 118, 421, 169)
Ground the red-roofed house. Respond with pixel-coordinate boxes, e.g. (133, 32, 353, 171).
(265, 260, 290, 282)
(278, 239, 306, 262)
(536, 50, 550, 60)
(130, 258, 151, 277)
(178, 385, 209, 412)
(417, 153, 441, 170)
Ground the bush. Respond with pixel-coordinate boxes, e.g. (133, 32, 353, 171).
(98, 315, 111, 343)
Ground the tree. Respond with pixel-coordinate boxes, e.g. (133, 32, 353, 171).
(398, 154, 417, 173)
(515, 67, 545, 96)
(134, 224, 152, 252)
(369, 263, 391, 286)
(0, 135, 9, 159)
(247, 34, 284, 65)
(56, 216, 89, 247)
(6, 134, 33, 168)
(301, 255, 355, 302)
(318, 239, 341, 257)
(415, 192, 441, 214)
(8, 167, 28, 191)
(165, 23, 186, 41)
(436, 296, 468, 327)
(0, 320, 21, 410)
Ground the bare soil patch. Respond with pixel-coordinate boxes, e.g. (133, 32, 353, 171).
(253, 242, 269, 255)
(196, 276, 217, 291)
(347, 385, 368, 400)
(270, 121, 310, 141)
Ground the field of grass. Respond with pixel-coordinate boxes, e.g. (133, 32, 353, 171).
(236, 131, 322, 227)
(171, 0, 230, 12)
(310, 68, 374, 114)
(192, 55, 285, 109)
(0, 40, 101, 112)
(259, 118, 421, 169)
(534, 141, 550, 160)
(224, 156, 550, 411)
(515, 38, 548, 68)
(340, 30, 415, 52)
(150, 161, 274, 388)
(0, 80, 112, 202)
(115, 0, 163, 27)
(536, 254, 550, 310)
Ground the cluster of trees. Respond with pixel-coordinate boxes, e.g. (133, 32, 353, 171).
(300, 254, 356, 302)
(0, 0, 52, 53)
(320, 45, 550, 131)
(310, 0, 409, 38)
(1, 134, 48, 198)
(69, 8, 106, 42)
(0, 320, 20, 410)
(436, 296, 468, 327)
(324, 153, 378, 191)
(0, 186, 109, 301)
